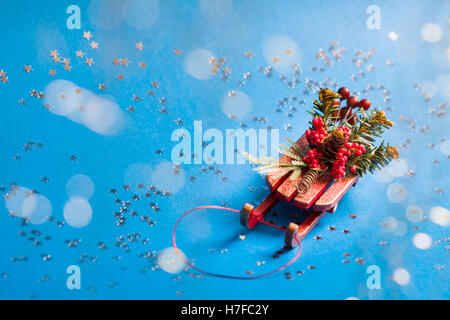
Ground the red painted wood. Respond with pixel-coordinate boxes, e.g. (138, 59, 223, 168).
(313, 176, 358, 211)
(295, 210, 327, 243)
(251, 191, 279, 222)
(291, 173, 333, 209)
(266, 135, 308, 191)
(275, 170, 305, 202)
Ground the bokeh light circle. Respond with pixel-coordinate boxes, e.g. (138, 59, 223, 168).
(22, 194, 52, 225)
(386, 182, 407, 203)
(429, 206, 449, 227)
(263, 34, 300, 74)
(393, 268, 411, 286)
(63, 196, 93, 228)
(183, 49, 214, 80)
(157, 247, 187, 274)
(66, 174, 94, 199)
(122, 0, 159, 29)
(421, 23, 443, 43)
(124, 162, 153, 187)
(4, 187, 36, 218)
(88, 0, 124, 31)
(200, 0, 233, 23)
(221, 90, 252, 119)
(405, 205, 423, 223)
(151, 161, 185, 193)
(412, 233, 432, 250)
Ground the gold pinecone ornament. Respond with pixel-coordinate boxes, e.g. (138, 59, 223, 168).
(320, 130, 346, 158)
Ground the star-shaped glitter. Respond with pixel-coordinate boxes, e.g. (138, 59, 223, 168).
(49, 49, 59, 58)
(135, 42, 144, 50)
(89, 41, 98, 49)
(85, 58, 94, 66)
(83, 31, 93, 40)
(23, 65, 32, 73)
(173, 48, 182, 56)
(76, 50, 85, 58)
(49, 69, 57, 76)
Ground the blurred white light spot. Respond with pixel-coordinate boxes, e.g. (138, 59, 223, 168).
(66, 174, 94, 199)
(420, 82, 438, 98)
(393, 220, 408, 237)
(387, 158, 408, 178)
(436, 74, 450, 97)
(88, 0, 124, 31)
(263, 34, 301, 74)
(200, 0, 233, 23)
(386, 182, 407, 203)
(157, 247, 186, 274)
(122, 0, 159, 29)
(440, 140, 450, 156)
(124, 162, 153, 187)
(183, 49, 214, 80)
(151, 161, 185, 193)
(384, 217, 398, 233)
(25, 194, 52, 225)
(64, 196, 93, 228)
(373, 166, 394, 184)
(44, 80, 126, 135)
(345, 297, 360, 300)
(429, 206, 450, 227)
(81, 95, 126, 135)
(405, 205, 423, 223)
(412, 233, 432, 250)
(421, 23, 443, 43)
(221, 90, 251, 119)
(4, 187, 35, 218)
(388, 31, 399, 41)
(393, 268, 410, 286)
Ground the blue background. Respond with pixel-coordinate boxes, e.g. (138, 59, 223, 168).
(0, 0, 449, 299)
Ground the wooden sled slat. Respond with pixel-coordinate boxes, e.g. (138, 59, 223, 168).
(291, 173, 333, 209)
(275, 170, 305, 202)
(266, 135, 308, 191)
(313, 176, 358, 211)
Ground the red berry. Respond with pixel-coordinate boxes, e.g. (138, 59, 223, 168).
(339, 106, 351, 117)
(332, 99, 340, 106)
(347, 96, 359, 108)
(350, 166, 356, 173)
(338, 87, 351, 100)
(355, 150, 362, 156)
(359, 99, 371, 111)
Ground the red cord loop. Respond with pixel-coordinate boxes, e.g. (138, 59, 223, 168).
(172, 205, 301, 280)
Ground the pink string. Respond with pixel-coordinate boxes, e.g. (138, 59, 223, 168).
(172, 205, 301, 280)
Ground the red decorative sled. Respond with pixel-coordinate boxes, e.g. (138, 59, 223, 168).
(240, 134, 358, 247)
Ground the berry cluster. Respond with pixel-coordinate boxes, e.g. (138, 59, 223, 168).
(305, 117, 327, 145)
(336, 87, 372, 126)
(302, 148, 327, 169)
(331, 140, 367, 179)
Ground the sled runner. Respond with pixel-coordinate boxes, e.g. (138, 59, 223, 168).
(240, 134, 359, 248)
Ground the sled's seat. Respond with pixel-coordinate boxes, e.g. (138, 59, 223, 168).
(240, 134, 358, 247)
